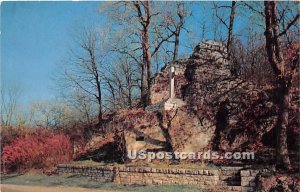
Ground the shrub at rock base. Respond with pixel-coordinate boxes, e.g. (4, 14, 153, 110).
(2, 129, 73, 173)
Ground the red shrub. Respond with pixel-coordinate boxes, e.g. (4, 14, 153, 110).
(0, 125, 33, 152)
(2, 129, 73, 173)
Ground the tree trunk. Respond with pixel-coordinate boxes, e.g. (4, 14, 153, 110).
(276, 84, 291, 169)
(89, 48, 103, 128)
(105, 79, 116, 110)
(173, 3, 185, 61)
(127, 76, 132, 108)
(144, 0, 152, 106)
(95, 74, 103, 127)
(227, 0, 236, 59)
(145, 29, 152, 106)
(173, 31, 180, 61)
(264, 1, 291, 170)
(141, 28, 149, 108)
(97, 96, 102, 125)
(134, 0, 151, 108)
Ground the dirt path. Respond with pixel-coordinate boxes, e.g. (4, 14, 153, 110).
(0, 184, 120, 192)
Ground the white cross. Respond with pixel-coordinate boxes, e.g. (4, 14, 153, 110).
(169, 66, 175, 99)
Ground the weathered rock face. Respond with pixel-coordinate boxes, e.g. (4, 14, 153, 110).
(112, 109, 168, 162)
(147, 40, 269, 154)
(181, 41, 273, 151)
(165, 107, 214, 153)
(180, 41, 298, 156)
(184, 40, 258, 107)
(256, 172, 300, 192)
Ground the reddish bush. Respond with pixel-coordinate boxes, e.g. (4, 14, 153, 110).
(2, 129, 73, 173)
(0, 125, 33, 152)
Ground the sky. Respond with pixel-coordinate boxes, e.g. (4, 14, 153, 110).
(1, 1, 250, 106)
(1, 1, 102, 105)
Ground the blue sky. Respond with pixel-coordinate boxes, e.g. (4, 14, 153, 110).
(1, 1, 250, 106)
(1, 1, 102, 104)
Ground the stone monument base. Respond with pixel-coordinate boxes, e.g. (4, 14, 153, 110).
(145, 98, 186, 112)
(163, 98, 186, 111)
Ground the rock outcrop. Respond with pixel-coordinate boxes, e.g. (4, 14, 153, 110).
(147, 41, 264, 154)
(80, 41, 299, 165)
(182, 41, 266, 151)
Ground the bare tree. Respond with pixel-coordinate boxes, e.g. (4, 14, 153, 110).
(69, 89, 95, 124)
(132, 1, 152, 108)
(29, 101, 60, 128)
(264, 1, 299, 170)
(162, 2, 191, 61)
(270, 1, 299, 46)
(103, 1, 177, 108)
(28, 100, 81, 129)
(0, 84, 22, 126)
(237, 1, 298, 83)
(60, 28, 106, 128)
(102, 57, 139, 111)
(132, 1, 177, 107)
(213, 1, 237, 59)
(227, 1, 237, 59)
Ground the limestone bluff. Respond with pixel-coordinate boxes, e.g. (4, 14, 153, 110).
(78, 40, 299, 166)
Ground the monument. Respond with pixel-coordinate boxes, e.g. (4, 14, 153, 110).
(145, 62, 186, 112)
(163, 64, 186, 111)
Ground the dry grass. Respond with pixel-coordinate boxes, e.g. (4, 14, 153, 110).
(1, 173, 205, 192)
